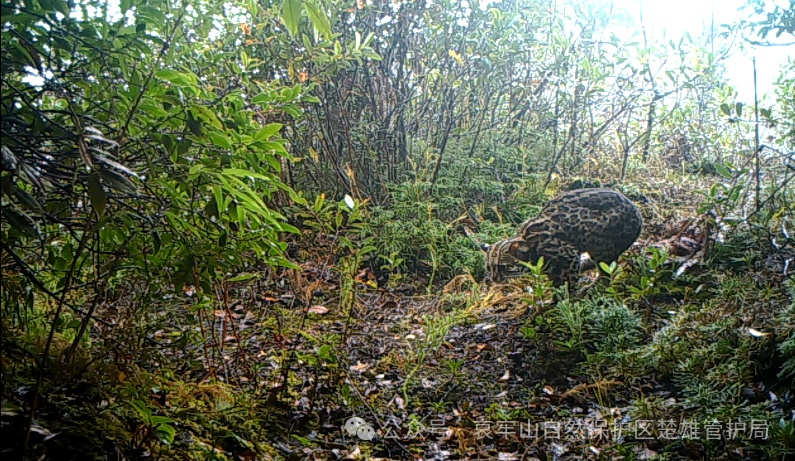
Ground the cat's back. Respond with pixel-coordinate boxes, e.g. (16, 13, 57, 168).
(521, 188, 642, 245)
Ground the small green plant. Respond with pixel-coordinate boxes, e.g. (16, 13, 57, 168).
(625, 247, 675, 302)
(769, 418, 795, 457)
(599, 261, 623, 297)
(128, 400, 176, 448)
(402, 311, 465, 403)
(697, 162, 749, 227)
(429, 400, 451, 413)
(443, 358, 465, 375)
(517, 256, 556, 301)
(484, 402, 521, 421)
(550, 299, 589, 351)
(519, 325, 537, 340)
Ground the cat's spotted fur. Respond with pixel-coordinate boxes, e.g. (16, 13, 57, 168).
(485, 188, 642, 286)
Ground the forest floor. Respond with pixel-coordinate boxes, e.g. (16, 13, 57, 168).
(2, 185, 793, 461)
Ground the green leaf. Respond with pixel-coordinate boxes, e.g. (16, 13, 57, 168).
(128, 400, 151, 420)
(205, 195, 218, 218)
(209, 132, 233, 150)
(138, 101, 169, 118)
(719, 103, 731, 117)
(254, 123, 284, 141)
(2, 206, 39, 238)
(260, 141, 288, 155)
(282, 0, 302, 37)
(177, 138, 193, 155)
(155, 69, 198, 88)
(11, 186, 44, 214)
(313, 193, 325, 212)
(187, 116, 203, 136)
(152, 230, 162, 254)
(87, 172, 107, 216)
(150, 417, 176, 444)
(221, 168, 275, 183)
(190, 106, 222, 130)
(213, 186, 225, 214)
(226, 273, 262, 282)
(280, 222, 300, 234)
(305, 1, 333, 39)
(714, 163, 733, 179)
(251, 92, 275, 105)
(98, 168, 136, 192)
(734, 102, 743, 117)
(260, 154, 281, 172)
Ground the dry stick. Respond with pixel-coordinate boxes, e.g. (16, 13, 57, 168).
(217, 284, 258, 388)
(543, 85, 563, 190)
(428, 87, 457, 196)
(753, 57, 761, 212)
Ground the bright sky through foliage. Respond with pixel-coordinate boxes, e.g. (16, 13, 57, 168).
(610, 0, 792, 99)
(33, 0, 792, 102)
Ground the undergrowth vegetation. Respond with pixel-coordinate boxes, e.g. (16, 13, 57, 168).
(2, 0, 793, 459)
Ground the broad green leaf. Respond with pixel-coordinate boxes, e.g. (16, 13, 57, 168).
(11, 186, 43, 213)
(260, 141, 289, 155)
(714, 163, 733, 179)
(138, 101, 169, 118)
(177, 138, 193, 155)
(254, 123, 284, 141)
(2, 205, 39, 238)
(362, 48, 381, 61)
(98, 168, 135, 192)
(155, 69, 198, 88)
(305, 1, 332, 39)
(719, 103, 731, 116)
(120, 0, 134, 13)
(260, 154, 281, 172)
(190, 106, 222, 130)
(214, 186, 225, 214)
(2, 206, 39, 238)
(209, 132, 233, 150)
(187, 116, 203, 136)
(162, 135, 175, 155)
(313, 193, 325, 212)
(205, 195, 218, 218)
(226, 273, 261, 282)
(87, 172, 107, 216)
(282, 0, 302, 37)
(221, 168, 276, 185)
(152, 230, 162, 254)
(734, 102, 743, 117)
(280, 222, 300, 234)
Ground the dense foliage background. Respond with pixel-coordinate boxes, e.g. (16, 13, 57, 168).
(1, 0, 793, 459)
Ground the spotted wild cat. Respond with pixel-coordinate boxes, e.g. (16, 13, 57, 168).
(484, 188, 642, 286)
